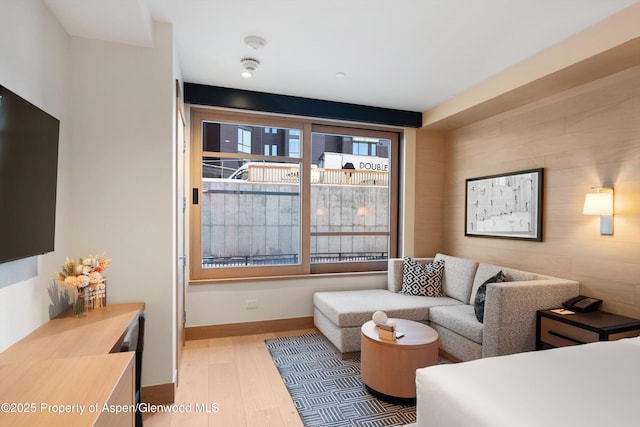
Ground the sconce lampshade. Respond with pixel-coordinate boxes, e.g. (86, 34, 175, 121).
(583, 190, 613, 216)
(583, 187, 614, 236)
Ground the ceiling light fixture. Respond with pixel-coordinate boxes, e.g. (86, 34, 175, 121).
(335, 72, 346, 78)
(244, 36, 266, 50)
(240, 57, 260, 78)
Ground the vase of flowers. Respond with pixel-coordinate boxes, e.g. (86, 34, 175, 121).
(55, 254, 110, 317)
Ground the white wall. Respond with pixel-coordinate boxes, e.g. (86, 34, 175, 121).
(69, 22, 176, 386)
(0, 0, 72, 351)
(187, 274, 387, 326)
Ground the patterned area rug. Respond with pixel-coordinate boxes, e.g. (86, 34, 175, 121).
(265, 333, 416, 427)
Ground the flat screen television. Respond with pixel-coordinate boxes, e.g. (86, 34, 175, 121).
(0, 84, 60, 264)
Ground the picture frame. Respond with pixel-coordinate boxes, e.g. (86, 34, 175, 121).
(465, 168, 543, 241)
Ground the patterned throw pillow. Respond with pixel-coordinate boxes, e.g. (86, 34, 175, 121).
(474, 270, 508, 323)
(400, 257, 446, 297)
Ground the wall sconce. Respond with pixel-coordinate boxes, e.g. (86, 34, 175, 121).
(583, 187, 614, 235)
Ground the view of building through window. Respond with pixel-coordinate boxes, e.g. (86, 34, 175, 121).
(201, 121, 302, 269)
(310, 131, 390, 266)
(192, 112, 397, 278)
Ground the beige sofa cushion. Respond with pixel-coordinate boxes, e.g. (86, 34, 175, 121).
(313, 289, 462, 328)
(429, 304, 483, 344)
(434, 253, 478, 303)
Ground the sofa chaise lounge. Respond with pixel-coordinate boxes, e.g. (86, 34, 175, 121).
(313, 253, 579, 361)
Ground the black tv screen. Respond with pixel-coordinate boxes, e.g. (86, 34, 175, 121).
(0, 85, 60, 264)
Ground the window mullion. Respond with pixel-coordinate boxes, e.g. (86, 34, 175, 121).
(300, 123, 313, 274)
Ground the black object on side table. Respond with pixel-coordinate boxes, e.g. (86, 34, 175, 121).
(536, 309, 640, 350)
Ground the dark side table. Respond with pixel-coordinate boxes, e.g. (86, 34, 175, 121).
(536, 309, 640, 350)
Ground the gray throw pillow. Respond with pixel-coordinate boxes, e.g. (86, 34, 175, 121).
(474, 270, 508, 323)
(400, 257, 446, 297)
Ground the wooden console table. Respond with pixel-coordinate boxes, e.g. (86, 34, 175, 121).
(0, 303, 144, 426)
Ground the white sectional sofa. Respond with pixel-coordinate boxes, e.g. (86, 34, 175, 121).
(313, 253, 579, 361)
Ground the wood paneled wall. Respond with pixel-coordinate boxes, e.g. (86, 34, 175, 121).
(412, 129, 445, 257)
(417, 65, 640, 318)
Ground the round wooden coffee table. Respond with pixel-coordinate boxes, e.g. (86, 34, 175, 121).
(360, 318, 439, 403)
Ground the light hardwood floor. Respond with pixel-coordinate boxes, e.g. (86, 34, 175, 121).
(144, 329, 316, 427)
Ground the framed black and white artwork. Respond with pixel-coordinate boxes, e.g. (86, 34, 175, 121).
(465, 168, 543, 241)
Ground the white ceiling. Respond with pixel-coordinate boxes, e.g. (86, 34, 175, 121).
(44, 0, 637, 112)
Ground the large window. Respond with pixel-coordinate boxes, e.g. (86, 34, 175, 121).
(190, 109, 399, 281)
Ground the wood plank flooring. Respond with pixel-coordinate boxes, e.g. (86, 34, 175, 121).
(144, 329, 316, 427)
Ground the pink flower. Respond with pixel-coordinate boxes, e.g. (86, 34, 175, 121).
(88, 271, 104, 284)
(63, 275, 89, 289)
